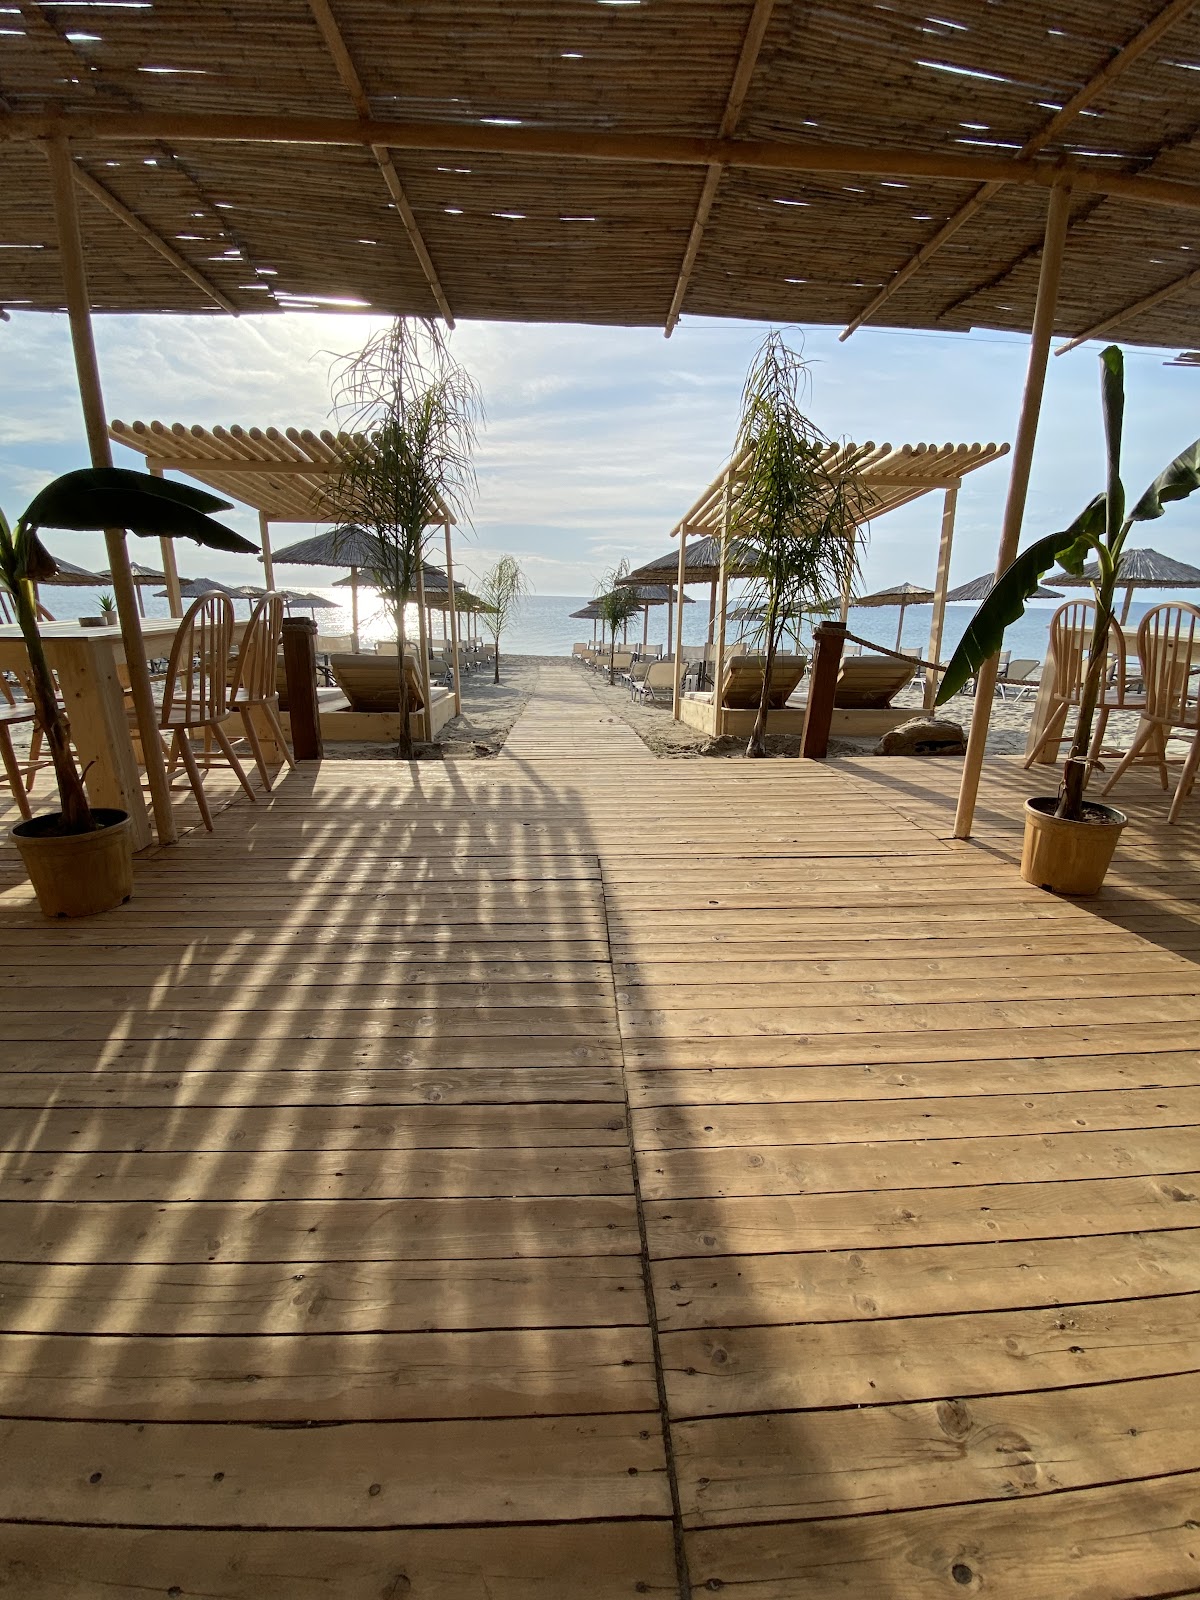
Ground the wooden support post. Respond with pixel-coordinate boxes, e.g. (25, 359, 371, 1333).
(666, 583, 675, 659)
(708, 578, 718, 643)
(258, 512, 275, 590)
(414, 560, 433, 742)
(712, 475, 733, 736)
(642, 605, 649, 648)
(954, 183, 1072, 839)
(350, 567, 360, 653)
(672, 528, 688, 718)
(443, 521, 462, 716)
(281, 616, 322, 760)
(924, 483, 958, 711)
(45, 135, 176, 848)
(800, 620, 847, 760)
(840, 528, 856, 623)
(148, 466, 184, 617)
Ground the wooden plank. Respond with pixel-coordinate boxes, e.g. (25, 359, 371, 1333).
(0, 1104, 628, 1153)
(0, 1256, 648, 1335)
(653, 1228, 1200, 1329)
(0, 1326, 658, 1420)
(5, 1196, 642, 1263)
(687, 1471, 1200, 1599)
(1, 1008, 617, 1041)
(0, 1522, 680, 1599)
(634, 1087, 1200, 1152)
(676, 1371, 1200, 1525)
(644, 1173, 1200, 1257)
(660, 1292, 1200, 1417)
(0, 1413, 672, 1523)
(0, 1146, 635, 1201)
(639, 1126, 1200, 1202)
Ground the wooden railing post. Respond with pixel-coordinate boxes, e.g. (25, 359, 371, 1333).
(282, 616, 322, 760)
(800, 620, 846, 760)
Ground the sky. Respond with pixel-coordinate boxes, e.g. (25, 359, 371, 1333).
(1, 307, 1197, 598)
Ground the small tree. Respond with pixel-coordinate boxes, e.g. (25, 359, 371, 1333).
(327, 318, 482, 759)
(732, 332, 867, 758)
(594, 563, 645, 685)
(474, 556, 528, 683)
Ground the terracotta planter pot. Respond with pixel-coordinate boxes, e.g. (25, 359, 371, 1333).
(1020, 796, 1127, 896)
(10, 808, 134, 918)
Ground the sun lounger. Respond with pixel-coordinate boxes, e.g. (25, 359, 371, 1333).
(688, 652, 807, 710)
(996, 658, 1041, 700)
(637, 660, 678, 704)
(833, 655, 916, 709)
(330, 653, 426, 713)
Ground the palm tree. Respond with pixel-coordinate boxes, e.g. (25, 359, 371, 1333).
(594, 563, 645, 684)
(327, 318, 482, 759)
(474, 556, 529, 683)
(731, 332, 867, 758)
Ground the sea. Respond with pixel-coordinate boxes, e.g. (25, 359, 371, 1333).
(43, 586, 1181, 667)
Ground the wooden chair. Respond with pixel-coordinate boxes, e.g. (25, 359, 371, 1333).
(135, 593, 256, 832)
(229, 592, 294, 793)
(0, 700, 39, 820)
(1023, 601, 1136, 769)
(834, 655, 916, 709)
(1101, 603, 1200, 822)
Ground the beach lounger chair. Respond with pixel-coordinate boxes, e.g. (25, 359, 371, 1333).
(683, 653, 805, 711)
(330, 652, 426, 714)
(638, 660, 678, 704)
(833, 655, 916, 709)
(996, 659, 1041, 701)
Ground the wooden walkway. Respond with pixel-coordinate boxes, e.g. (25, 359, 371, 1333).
(0, 662, 1198, 1597)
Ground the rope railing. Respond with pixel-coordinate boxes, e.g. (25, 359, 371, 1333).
(840, 629, 948, 676)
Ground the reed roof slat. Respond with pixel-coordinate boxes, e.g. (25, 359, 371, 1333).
(4, 2, 1200, 341)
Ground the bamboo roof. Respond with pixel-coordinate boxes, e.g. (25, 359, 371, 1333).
(670, 440, 1009, 540)
(7, 3, 1200, 344)
(108, 421, 452, 524)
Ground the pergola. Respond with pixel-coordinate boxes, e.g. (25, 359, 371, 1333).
(662, 439, 1009, 721)
(8, 1, 1200, 839)
(110, 418, 465, 722)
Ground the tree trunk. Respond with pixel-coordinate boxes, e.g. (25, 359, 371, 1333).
(608, 631, 617, 686)
(746, 630, 778, 758)
(395, 612, 414, 761)
(1056, 603, 1111, 820)
(493, 638, 500, 685)
(14, 578, 94, 831)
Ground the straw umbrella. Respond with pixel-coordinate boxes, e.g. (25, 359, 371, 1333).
(946, 574, 1062, 603)
(39, 555, 107, 588)
(155, 576, 233, 600)
(1044, 546, 1200, 624)
(623, 545, 734, 652)
(854, 581, 936, 649)
(270, 524, 385, 652)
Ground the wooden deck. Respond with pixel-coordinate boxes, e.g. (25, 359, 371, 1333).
(1, 662, 1198, 1598)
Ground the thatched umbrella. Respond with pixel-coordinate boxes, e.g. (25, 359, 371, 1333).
(623, 543, 732, 652)
(946, 573, 1062, 603)
(40, 555, 107, 588)
(271, 524, 385, 650)
(283, 589, 338, 612)
(854, 581, 936, 649)
(1044, 545, 1200, 623)
(155, 576, 233, 600)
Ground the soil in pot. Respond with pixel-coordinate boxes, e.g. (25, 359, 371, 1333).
(11, 807, 134, 918)
(1020, 795, 1127, 896)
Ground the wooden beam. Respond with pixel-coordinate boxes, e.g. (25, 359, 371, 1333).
(11, 112, 1200, 214)
(954, 184, 1072, 840)
(840, 0, 1200, 339)
(147, 458, 329, 475)
(258, 512, 275, 590)
(923, 484, 958, 713)
(71, 163, 239, 317)
(148, 465, 184, 617)
(305, 0, 454, 326)
(672, 528, 688, 718)
(1056, 263, 1200, 355)
(664, 0, 776, 337)
(45, 135, 177, 848)
(443, 521, 462, 718)
(711, 475, 733, 737)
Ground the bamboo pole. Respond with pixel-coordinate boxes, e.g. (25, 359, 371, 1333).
(258, 512, 276, 589)
(414, 560, 432, 742)
(11, 111, 1200, 214)
(443, 522, 462, 716)
(350, 566, 360, 653)
(708, 578, 718, 642)
(924, 483, 959, 712)
(954, 183, 1073, 840)
(642, 605, 649, 647)
(150, 466, 184, 617)
(672, 527, 688, 718)
(45, 136, 176, 848)
(712, 475, 733, 737)
(666, 583, 675, 658)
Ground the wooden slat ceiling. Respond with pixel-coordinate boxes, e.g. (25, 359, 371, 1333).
(673, 441, 1011, 536)
(4, 2, 1200, 344)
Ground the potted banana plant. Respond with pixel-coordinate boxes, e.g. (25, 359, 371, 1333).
(938, 345, 1200, 894)
(0, 467, 254, 917)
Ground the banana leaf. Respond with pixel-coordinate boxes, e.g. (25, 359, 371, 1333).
(23, 467, 232, 524)
(935, 495, 1105, 705)
(21, 470, 255, 555)
(1129, 437, 1200, 523)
